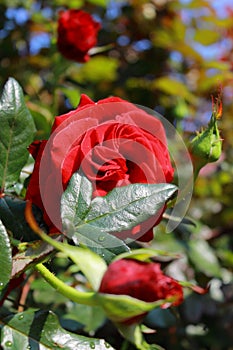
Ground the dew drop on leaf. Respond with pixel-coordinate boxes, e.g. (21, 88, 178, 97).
(98, 235, 105, 242)
(18, 314, 24, 320)
(90, 342, 95, 349)
(5, 341, 12, 347)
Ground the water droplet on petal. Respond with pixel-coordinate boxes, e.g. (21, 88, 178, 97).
(105, 341, 111, 348)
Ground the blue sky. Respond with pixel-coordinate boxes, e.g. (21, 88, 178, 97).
(181, 0, 233, 17)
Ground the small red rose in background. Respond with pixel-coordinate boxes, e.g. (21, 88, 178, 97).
(26, 94, 174, 242)
(99, 259, 183, 324)
(57, 9, 101, 63)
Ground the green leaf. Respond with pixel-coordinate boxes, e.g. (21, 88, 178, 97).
(0, 78, 36, 189)
(62, 179, 176, 262)
(81, 183, 177, 232)
(61, 172, 130, 262)
(0, 309, 114, 349)
(70, 224, 130, 263)
(0, 196, 45, 242)
(203, 60, 231, 71)
(55, 0, 84, 7)
(36, 230, 107, 291)
(0, 220, 12, 291)
(56, 244, 107, 291)
(61, 172, 93, 229)
(188, 239, 222, 277)
(30, 107, 52, 139)
(87, 0, 110, 7)
(153, 77, 195, 103)
(194, 29, 220, 45)
(60, 87, 81, 108)
(31, 277, 70, 305)
(63, 303, 106, 333)
(113, 248, 180, 262)
(77, 56, 119, 83)
(11, 239, 57, 278)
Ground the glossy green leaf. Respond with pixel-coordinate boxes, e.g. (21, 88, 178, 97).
(188, 239, 222, 277)
(0, 196, 45, 242)
(61, 172, 92, 229)
(0, 220, 12, 291)
(62, 179, 176, 262)
(70, 224, 130, 263)
(0, 78, 36, 189)
(61, 172, 130, 262)
(81, 183, 177, 232)
(1, 310, 114, 350)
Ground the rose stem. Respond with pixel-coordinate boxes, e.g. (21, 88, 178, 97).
(35, 263, 96, 306)
(25, 201, 97, 306)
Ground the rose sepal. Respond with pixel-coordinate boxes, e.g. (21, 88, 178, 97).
(117, 323, 165, 350)
(112, 248, 181, 262)
(95, 292, 177, 324)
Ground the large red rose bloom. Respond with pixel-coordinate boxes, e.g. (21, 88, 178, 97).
(26, 94, 174, 241)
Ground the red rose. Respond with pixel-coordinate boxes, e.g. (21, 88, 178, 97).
(99, 259, 183, 324)
(26, 94, 174, 241)
(57, 9, 101, 63)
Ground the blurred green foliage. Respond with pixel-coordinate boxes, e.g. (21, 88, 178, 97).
(0, 0, 232, 349)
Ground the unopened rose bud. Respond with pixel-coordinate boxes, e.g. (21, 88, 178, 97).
(99, 259, 183, 324)
(189, 96, 223, 178)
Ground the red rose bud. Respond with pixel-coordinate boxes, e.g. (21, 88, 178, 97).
(99, 259, 183, 324)
(57, 9, 101, 63)
(189, 95, 223, 177)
